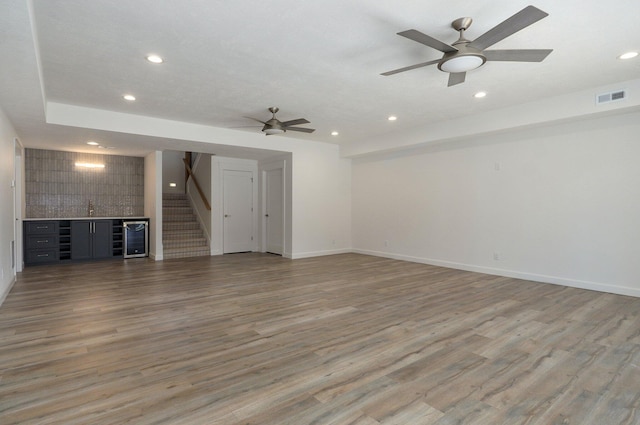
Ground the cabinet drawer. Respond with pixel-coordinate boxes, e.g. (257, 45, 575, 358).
(26, 235, 59, 249)
(25, 221, 58, 234)
(25, 249, 59, 264)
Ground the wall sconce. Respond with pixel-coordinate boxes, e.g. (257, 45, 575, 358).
(75, 162, 105, 169)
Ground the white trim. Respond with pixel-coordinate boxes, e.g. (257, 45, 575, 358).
(290, 248, 352, 259)
(0, 276, 16, 306)
(352, 249, 640, 298)
(259, 160, 286, 255)
(213, 157, 259, 254)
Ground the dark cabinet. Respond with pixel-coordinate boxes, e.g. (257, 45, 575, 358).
(24, 218, 147, 266)
(71, 220, 112, 260)
(24, 221, 59, 265)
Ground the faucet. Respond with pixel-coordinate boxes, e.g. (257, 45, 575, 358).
(88, 200, 94, 217)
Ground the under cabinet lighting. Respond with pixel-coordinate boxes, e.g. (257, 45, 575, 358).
(75, 162, 105, 169)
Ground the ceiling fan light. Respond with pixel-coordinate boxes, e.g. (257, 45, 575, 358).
(439, 55, 485, 73)
(263, 127, 284, 135)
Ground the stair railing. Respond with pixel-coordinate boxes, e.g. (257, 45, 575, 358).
(182, 157, 211, 211)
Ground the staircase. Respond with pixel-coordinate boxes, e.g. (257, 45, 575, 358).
(162, 193, 210, 260)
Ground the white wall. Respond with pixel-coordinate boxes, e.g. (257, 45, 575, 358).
(162, 150, 186, 194)
(0, 107, 19, 305)
(352, 110, 640, 297)
(144, 151, 163, 260)
(290, 144, 352, 258)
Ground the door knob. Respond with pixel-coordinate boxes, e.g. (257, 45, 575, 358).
(265, 214, 269, 217)
(224, 214, 230, 218)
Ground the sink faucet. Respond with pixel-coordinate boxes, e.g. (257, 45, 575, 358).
(88, 200, 94, 217)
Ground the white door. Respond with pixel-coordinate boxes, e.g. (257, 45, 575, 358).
(265, 168, 284, 255)
(223, 170, 254, 253)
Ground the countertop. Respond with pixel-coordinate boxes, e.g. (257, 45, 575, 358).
(24, 217, 149, 221)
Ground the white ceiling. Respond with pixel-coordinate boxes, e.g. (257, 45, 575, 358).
(1, 0, 639, 158)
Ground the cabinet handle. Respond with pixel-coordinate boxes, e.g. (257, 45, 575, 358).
(37, 254, 49, 257)
(36, 226, 49, 229)
(37, 240, 49, 243)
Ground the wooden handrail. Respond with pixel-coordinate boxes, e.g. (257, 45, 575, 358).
(183, 158, 211, 211)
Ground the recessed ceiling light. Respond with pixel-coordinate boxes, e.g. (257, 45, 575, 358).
(86, 141, 99, 146)
(618, 51, 638, 60)
(123, 94, 136, 101)
(331, 131, 339, 136)
(388, 116, 397, 121)
(474, 91, 487, 98)
(146, 54, 164, 64)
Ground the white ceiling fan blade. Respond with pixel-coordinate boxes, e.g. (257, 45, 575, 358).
(484, 49, 553, 62)
(381, 59, 440, 76)
(447, 72, 466, 86)
(469, 6, 549, 51)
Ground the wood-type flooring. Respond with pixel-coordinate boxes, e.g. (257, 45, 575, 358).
(1, 253, 639, 424)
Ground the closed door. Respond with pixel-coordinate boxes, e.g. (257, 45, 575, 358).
(265, 168, 284, 255)
(223, 170, 254, 253)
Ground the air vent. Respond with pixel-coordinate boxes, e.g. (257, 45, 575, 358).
(596, 90, 627, 105)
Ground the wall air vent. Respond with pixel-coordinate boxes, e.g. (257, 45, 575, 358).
(596, 90, 626, 105)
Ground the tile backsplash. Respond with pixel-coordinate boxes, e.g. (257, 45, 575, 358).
(25, 149, 145, 218)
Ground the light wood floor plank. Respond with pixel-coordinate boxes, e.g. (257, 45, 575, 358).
(1, 253, 640, 424)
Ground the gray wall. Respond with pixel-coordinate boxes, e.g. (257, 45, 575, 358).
(25, 149, 144, 218)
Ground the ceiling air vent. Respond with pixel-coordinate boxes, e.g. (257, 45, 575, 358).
(596, 90, 626, 105)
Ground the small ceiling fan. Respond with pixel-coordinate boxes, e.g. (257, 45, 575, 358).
(381, 5, 553, 86)
(246, 107, 315, 135)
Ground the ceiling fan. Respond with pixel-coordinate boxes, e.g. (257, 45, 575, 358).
(246, 107, 315, 135)
(381, 5, 553, 86)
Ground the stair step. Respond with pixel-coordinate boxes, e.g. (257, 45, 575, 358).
(161, 193, 210, 260)
(164, 239, 208, 249)
(163, 214, 196, 223)
(164, 246, 210, 260)
(163, 229, 205, 240)
(163, 206, 193, 214)
(162, 220, 200, 230)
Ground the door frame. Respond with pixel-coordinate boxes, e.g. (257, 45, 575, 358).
(261, 162, 285, 255)
(211, 157, 258, 255)
(14, 137, 23, 273)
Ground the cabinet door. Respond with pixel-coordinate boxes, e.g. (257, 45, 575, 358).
(71, 221, 92, 260)
(93, 220, 112, 259)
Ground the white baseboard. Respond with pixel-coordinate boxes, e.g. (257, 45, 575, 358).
(352, 249, 640, 298)
(290, 248, 352, 259)
(0, 275, 16, 307)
